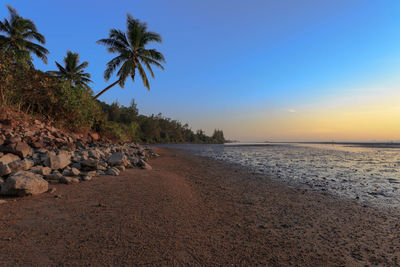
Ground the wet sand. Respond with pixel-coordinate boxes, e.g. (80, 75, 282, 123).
(0, 147, 399, 266)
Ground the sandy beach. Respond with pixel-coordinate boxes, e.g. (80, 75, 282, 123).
(0, 147, 399, 266)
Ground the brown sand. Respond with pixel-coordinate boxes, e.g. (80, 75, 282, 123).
(0, 147, 399, 266)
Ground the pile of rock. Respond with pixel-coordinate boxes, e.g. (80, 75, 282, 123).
(0, 119, 158, 197)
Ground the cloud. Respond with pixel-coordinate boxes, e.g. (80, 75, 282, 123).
(287, 109, 296, 113)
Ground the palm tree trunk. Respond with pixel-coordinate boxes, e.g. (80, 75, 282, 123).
(94, 79, 121, 99)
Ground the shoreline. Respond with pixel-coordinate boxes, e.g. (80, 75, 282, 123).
(0, 147, 399, 265)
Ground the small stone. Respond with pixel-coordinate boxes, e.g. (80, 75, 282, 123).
(89, 133, 100, 141)
(81, 175, 92, 181)
(106, 168, 120, 176)
(0, 162, 11, 176)
(60, 176, 79, 184)
(30, 166, 52, 176)
(47, 187, 56, 194)
(138, 159, 152, 170)
(115, 165, 125, 172)
(70, 167, 80, 176)
(81, 159, 99, 168)
(45, 172, 63, 181)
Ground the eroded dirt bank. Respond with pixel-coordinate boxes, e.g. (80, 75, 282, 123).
(0, 148, 399, 266)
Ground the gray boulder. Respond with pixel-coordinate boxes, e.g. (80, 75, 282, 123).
(108, 152, 127, 166)
(1, 171, 48, 196)
(48, 151, 71, 170)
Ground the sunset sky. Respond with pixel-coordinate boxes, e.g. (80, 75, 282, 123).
(5, 0, 400, 141)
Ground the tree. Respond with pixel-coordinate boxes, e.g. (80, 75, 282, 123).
(0, 5, 48, 64)
(212, 129, 225, 144)
(47, 51, 92, 90)
(94, 14, 165, 99)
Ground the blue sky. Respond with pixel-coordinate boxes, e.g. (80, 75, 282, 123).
(3, 0, 400, 141)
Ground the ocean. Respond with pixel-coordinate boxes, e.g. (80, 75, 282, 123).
(159, 143, 400, 208)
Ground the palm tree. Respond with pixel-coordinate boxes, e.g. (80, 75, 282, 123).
(95, 14, 165, 99)
(0, 5, 48, 64)
(47, 51, 92, 90)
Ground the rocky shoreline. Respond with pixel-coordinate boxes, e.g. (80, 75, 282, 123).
(0, 118, 157, 197)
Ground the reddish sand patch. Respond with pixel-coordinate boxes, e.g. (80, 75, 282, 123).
(0, 148, 399, 266)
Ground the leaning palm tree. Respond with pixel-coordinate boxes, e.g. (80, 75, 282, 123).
(0, 5, 48, 64)
(95, 14, 165, 99)
(47, 51, 92, 90)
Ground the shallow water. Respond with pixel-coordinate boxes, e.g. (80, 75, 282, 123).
(160, 143, 400, 208)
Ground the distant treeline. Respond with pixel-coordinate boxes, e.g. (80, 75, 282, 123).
(98, 100, 225, 143)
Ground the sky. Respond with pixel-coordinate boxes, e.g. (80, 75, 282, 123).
(3, 0, 400, 142)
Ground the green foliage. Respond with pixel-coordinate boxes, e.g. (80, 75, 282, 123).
(0, 5, 49, 64)
(0, 50, 102, 130)
(47, 51, 92, 91)
(95, 14, 165, 99)
(98, 101, 225, 144)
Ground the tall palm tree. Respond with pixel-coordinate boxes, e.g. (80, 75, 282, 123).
(47, 51, 92, 90)
(95, 14, 165, 99)
(0, 5, 48, 64)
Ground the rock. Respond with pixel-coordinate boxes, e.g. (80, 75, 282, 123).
(24, 130, 35, 137)
(0, 153, 20, 165)
(106, 167, 120, 176)
(30, 166, 52, 176)
(89, 133, 100, 141)
(115, 165, 125, 172)
(7, 136, 21, 144)
(70, 167, 81, 176)
(81, 175, 92, 181)
(0, 162, 11, 176)
(128, 157, 139, 166)
(63, 167, 80, 177)
(31, 141, 45, 149)
(60, 176, 79, 184)
(70, 162, 81, 170)
(4, 142, 32, 158)
(45, 172, 63, 181)
(89, 149, 103, 159)
(81, 159, 99, 168)
(0, 199, 6, 204)
(48, 151, 71, 170)
(1, 171, 48, 196)
(47, 187, 56, 194)
(96, 170, 105, 176)
(9, 159, 34, 172)
(138, 159, 152, 170)
(108, 152, 127, 166)
(82, 171, 96, 177)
